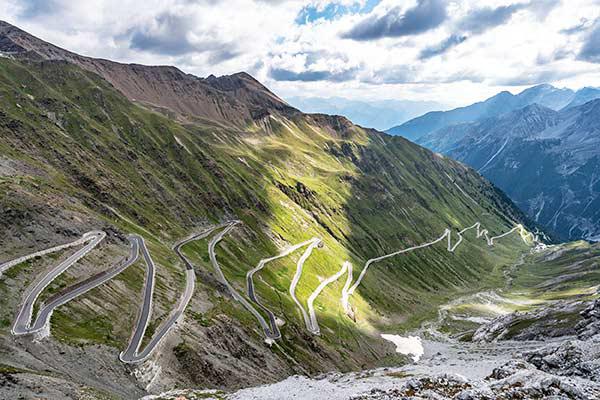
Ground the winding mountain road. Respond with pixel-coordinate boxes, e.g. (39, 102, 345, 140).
(20, 235, 140, 336)
(208, 221, 282, 343)
(306, 261, 351, 335)
(288, 239, 322, 334)
(340, 223, 536, 316)
(120, 224, 227, 363)
(4, 215, 539, 353)
(119, 235, 158, 363)
(11, 231, 106, 335)
(0, 232, 103, 278)
(119, 224, 232, 364)
(246, 238, 321, 340)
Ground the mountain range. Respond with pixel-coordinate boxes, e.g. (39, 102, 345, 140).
(387, 84, 600, 141)
(0, 21, 534, 399)
(417, 97, 600, 241)
(286, 96, 445, 131)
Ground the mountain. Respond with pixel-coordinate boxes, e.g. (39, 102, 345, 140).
(563, 86, 600, 109)
(0, 21, 295, 127)
(0, 22, 536, 398)
(386, 84, 600, 141)
(421, 100, 600, 241)
(286, 96, 444, 131)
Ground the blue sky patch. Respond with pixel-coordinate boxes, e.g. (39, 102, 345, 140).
(295, 0, 381, 25)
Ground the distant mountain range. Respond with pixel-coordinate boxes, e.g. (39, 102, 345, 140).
(387, 84, 600, 141)
(287, 96, 445, 131)
(418, 98, 600, 241)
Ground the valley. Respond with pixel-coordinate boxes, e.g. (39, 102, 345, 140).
(0, 18, 599, 400)
(155, 241, 600, 399)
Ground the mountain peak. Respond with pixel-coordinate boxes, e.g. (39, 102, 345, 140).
(518, 102, 555, 113)
(525, 83, 554, 91)
(0, 21, 294, 126)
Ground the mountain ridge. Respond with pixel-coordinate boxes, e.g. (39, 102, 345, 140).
(387, 83, 600, 141)
(421, 98, 600, 240)
(0, 20, 297, 127)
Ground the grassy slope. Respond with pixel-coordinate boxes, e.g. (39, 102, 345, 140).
(512, 241, 600, 300)
(437, 241, 600, 339)
(0, 58, 531, 376)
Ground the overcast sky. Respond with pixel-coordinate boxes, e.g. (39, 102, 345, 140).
(3, 0, 599, 106)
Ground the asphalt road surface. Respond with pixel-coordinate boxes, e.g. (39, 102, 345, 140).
(288, 239, 322, 334)
(26, 235, 140, 335)
(208, 221, 284, 343)
(12, 231, 106, 335)
(246, 238, 321, 340)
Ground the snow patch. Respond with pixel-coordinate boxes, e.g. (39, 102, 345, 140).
(380, 334, 424, 361)
(451, 315, 491, 324)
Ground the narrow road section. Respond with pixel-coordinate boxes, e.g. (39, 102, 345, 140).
(119, 235, 156, 363)
(246, 238, 321, 340)
(208, 221, 283, 343)
(306, 261, 351, 335)
(0, 232, 101, 278)
(120, 224, 230, 364)
(340, 223, 537, 316)
(12, 231, 106, 335)
(288, 239, 322, 334)
(23, 235, 140, 337)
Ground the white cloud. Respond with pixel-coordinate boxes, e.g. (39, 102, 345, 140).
(3, 0, 600, 106)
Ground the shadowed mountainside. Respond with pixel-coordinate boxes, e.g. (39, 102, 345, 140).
(418, 100, 600, 241)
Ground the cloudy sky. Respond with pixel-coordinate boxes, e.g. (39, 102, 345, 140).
(3, 0, 599, 106)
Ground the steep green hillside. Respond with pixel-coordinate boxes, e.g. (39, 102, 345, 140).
(0, 54, 533, 398)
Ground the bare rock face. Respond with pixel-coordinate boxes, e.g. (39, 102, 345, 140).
(472, 298, 600, 345)
(523, 338, 600, 382)
(353, 358, 600, 399)
(577, 300, 600, 339)
(353, 369, 598, 399)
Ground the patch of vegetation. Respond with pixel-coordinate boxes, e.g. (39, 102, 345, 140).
(51, 310, 121, 348)
(0, 363, 26, 374)
(189, 311, 212, 327)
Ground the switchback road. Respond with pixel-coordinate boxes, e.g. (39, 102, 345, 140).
(246, 238, 321, 340)
(288, 239, 322, 334)
(12, 231, 106, 335)
(340, 223, 536, 316)
(120, 224, 231, 363)
(23, 235, 140, 336)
